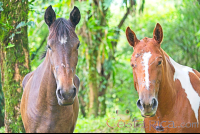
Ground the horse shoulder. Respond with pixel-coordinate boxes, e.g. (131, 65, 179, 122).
(22, 71, 34, 90)
(193, 69, 200, 79)
(191, 69, 200, 95)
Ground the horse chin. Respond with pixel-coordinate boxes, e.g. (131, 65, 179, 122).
(141, 112, 156, 118)
(57, 99, 74, 106)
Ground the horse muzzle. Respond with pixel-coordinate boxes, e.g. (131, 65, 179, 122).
(56, 85, 76, 106)
(137, 97, 158, 118)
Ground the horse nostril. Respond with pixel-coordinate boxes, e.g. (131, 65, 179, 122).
(57, 89, 64, 100)
(72, 86, 76, 98)
(137, 99, 144, 110)
(57, 86, 76, 100)
(152, 98, 158, 110)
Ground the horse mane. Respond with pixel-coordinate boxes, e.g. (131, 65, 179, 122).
(40, 18, 75, 60)
(40, 49, 47, 60)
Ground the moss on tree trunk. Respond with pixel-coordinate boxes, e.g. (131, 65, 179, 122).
(0, 0, 30, 132)
(88, 46, 99, 117)
(0, 70, 4, 127)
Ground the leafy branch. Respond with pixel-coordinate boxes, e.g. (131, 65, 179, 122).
(9, 21, 35, 41)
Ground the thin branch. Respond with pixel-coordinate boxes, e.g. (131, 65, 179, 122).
(31, 32, 48, 60)
(118, 0, 136, 29)
(139, 0, 145, 14)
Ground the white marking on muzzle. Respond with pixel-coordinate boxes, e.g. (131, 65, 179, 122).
(142, 52, 152, 90)
(170, 57, 200, 123)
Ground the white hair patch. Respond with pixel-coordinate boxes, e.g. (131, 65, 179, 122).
(170, 57, 200, 123)
(142, 52, 152, 90)
(59, 35, 67, 45)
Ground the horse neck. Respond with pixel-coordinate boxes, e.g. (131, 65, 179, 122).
(156, 49, 177, 117)
(37, 52, 58, 107)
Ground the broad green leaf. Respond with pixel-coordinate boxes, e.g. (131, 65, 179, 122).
(0, 7, 3, 11)
(15, 31, 22, 34)
(6, 43, 15, 48)
(197, 42, 200, 47)
(195, 30, 200, 36)
(66, 0, 71, 7)
(16, 21, 26, 29)
(9, 33, 15, 39)
(27, 21, 35, 27)
(0, 2, 3, 11)
(103, 0, 112, 10)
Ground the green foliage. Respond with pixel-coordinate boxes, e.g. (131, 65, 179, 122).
(161, 0, 200, 71)
(0, 2, 3, 11)
(0, 70, 4, 128)
(75, 111, 144, 133)
(5, 43, 15, 48)
(0, 127, 5, 133)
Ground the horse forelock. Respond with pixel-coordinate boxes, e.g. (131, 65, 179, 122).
(48, 18, 76, 42)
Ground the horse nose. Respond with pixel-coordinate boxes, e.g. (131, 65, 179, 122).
(151, 98, 158, 110)
(57, 86, 76, 100)
(137, 99, 144, 110)
(137, 98, 158, 111)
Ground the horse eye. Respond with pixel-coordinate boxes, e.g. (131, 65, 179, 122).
(131, 64, 135, 68)
(47, 45, 51, 50)
(158, 61, 162, 65)
(77, 43, 80, 49)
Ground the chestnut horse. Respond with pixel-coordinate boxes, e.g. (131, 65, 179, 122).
(20, 5, 81, 133)
(126, 23, 200, 133)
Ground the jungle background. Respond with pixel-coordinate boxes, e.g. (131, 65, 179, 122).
(0, 0, 200, 133)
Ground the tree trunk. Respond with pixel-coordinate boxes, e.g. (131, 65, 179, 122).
(0, 0, 30, 132)
(88, 46, 99, 116)
(0, 69, 4, 127)
(98, 0, 136, 116)
(87, 0, 108, 117)
(80, 0, 136, 117)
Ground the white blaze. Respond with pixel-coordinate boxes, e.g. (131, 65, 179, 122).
(170, 57, 200, 123)
(59, 35, 67, 44)
(142, 52, 152, 90)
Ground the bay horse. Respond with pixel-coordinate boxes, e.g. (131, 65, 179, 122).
(126, 23, 200, 133)
(20, 5, 81, 133)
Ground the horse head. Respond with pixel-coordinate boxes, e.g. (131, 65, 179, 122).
(44, 5, 81, 106)
(126, 23, 164, 117)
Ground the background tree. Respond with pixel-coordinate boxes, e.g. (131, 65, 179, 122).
(77, 0, 141, 117)
(0, 0, 30, 132)
(0, 70, 4, 127)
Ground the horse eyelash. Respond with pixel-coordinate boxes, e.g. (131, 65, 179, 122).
(48, 45, 52, 50)
(77, 43, 80, 49)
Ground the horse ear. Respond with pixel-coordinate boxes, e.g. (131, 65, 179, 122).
(70, 6, 81, 27)
(126, 27, 139, 47)
(44, 5, 56, 27)
(153, 23, 163, 44)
